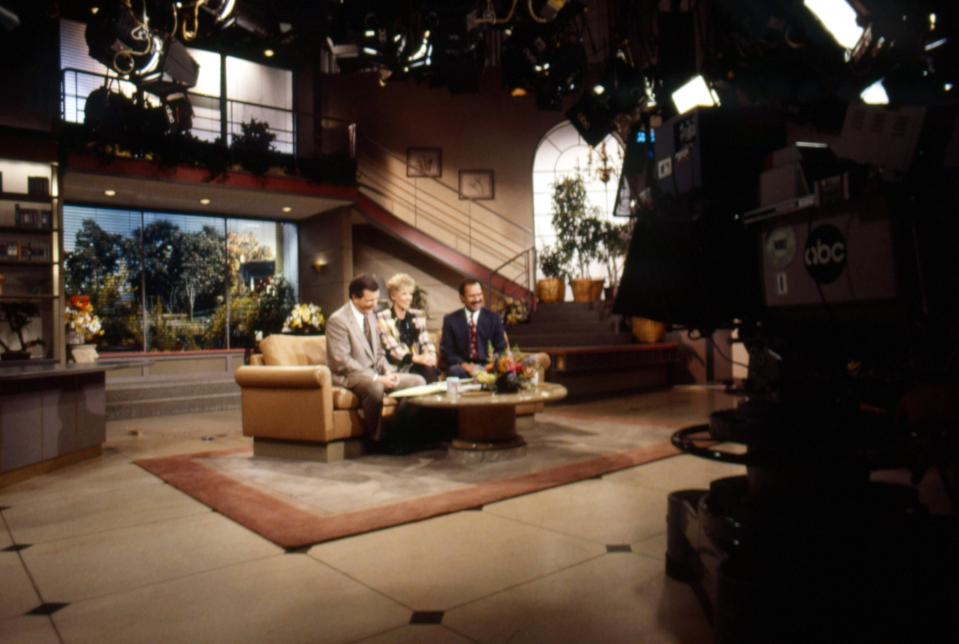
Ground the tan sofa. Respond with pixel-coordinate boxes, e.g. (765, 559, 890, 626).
(234, 334, 397, 460)
(234, 333, 551, 461)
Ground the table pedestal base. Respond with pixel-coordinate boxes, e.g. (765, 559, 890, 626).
(454, 405, 522, 447)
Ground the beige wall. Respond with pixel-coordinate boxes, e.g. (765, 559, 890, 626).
(352, 223, 463, 331)
(298, 206, 354, 318)
(318, 71, 566, 234)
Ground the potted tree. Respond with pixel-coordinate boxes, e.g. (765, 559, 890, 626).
(551, 174, 604, 302)
(536, 244, 568, 303)
(598, 219, 631, 301)
(0, 302, 45, 361)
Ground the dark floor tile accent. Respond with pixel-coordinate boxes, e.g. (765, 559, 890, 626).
(0, 505, 9, 511)
(3, 544, 32, 552)
(27, 602, 69, 616)
(410, 611, 444, 625)
(284, 545, 311, 554)
(606, 544, 632, 553)
(465, 506, 484, 511)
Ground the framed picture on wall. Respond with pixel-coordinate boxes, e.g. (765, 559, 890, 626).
(458, 170, 495, 200)
(406, 147, 442, 178)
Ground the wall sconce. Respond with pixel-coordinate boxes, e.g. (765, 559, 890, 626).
(311, 257, 328, 272)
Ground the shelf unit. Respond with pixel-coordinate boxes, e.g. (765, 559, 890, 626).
(0, 163, 63, 364)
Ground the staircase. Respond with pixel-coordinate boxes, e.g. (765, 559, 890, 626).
(107, 375, 240, 420)
(507, 302, 678, 399)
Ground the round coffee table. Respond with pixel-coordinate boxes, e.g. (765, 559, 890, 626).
(407, 383, 568, 451)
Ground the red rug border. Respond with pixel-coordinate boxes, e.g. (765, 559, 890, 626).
(135, 442, 679, 549)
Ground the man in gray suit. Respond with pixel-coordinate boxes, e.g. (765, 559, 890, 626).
(326, 274, 425, 450)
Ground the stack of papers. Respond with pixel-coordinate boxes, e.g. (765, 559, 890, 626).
(388, 381, 483, 398)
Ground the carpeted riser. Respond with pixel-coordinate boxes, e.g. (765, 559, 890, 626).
(108, 393, 240, 420)
(107, 379, 239, 403)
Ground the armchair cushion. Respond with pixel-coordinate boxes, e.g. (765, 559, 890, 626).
(260, 334, 328, 366)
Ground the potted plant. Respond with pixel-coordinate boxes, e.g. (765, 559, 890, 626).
(0, 302, 45, 360)
(550, 174, 604, 302)
(231, 118, 277, 176)
(536, 244, 568, 303)
(598, 219, 632, 301)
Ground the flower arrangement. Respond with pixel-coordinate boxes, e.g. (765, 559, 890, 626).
(498, 297, 530, 326)
(282, 302, 325, 334)
(65, 295, 104, 344)
(474, 343, 537, 393)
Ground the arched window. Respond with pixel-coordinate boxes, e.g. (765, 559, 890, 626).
(532, 122, 624, 280)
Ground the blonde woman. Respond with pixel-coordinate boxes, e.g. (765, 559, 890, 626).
(376, 273, 439, 383)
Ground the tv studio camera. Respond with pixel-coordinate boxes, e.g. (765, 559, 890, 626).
(613, 104, 959, 641)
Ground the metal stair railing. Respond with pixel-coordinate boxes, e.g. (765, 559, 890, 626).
(487, 246, 537, 310)
(357, 137, 535, 282)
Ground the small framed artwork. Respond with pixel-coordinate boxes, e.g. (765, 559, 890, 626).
(458, 169, 495, 200)
(406, 147, 442, 178)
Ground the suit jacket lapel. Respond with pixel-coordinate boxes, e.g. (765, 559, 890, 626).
(348, 307, 375, 362)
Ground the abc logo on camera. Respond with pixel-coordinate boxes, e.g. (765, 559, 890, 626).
(804, 224, 847, 284)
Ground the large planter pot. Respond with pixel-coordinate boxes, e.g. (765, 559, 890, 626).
(631, 317, 667, 343)
(570, 278, 595, 303)
(536, 278, 566, 304)
(589, 279, 605, 302)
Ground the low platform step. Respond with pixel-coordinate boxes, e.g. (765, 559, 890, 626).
(107, 392, 240, 420)
(511, 332, 635, 348)
(107, 377, 239, 403)
(540, 342, 679, 399)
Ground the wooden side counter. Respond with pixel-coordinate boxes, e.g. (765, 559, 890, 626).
(0, 363, 129, 487)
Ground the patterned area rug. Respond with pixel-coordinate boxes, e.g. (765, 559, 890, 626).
(135, 411, 679, 548)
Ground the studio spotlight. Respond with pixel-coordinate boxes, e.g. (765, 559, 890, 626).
(671, 75, 721, 116)
(0, 4, 19, 31)
(803, 0, 864, 50)
(860, 78, 890, 105)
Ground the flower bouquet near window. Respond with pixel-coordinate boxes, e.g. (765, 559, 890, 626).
(65, 295, 104, 345)
(282, 303, 325, 335)
(475, 342, 537, 393)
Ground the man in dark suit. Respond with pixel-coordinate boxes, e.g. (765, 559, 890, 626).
(326, 274, 425, 450)
(440, 278, 507, 378)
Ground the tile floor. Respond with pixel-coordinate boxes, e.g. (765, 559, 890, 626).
(0, 386, 942, 643)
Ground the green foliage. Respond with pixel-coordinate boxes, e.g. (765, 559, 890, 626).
(538, 245, 569, 280)
(231, 118, 277, 175)
(597, 220, 632, 287)
(202, 276, 294, 349)
(148, 300, 178, 352)
(65, 219, 123, 296)
(550, 174, 604, 280)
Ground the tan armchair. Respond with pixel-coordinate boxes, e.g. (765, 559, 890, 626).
(234, 334, 396, 461)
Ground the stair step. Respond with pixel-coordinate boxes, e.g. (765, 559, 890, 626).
(508, 321, 619, 335)
(531, 310, 613, 323)
(107, 392, 240, 420)
(107, 378, 239, 403)
(514, 332, 635, 348)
